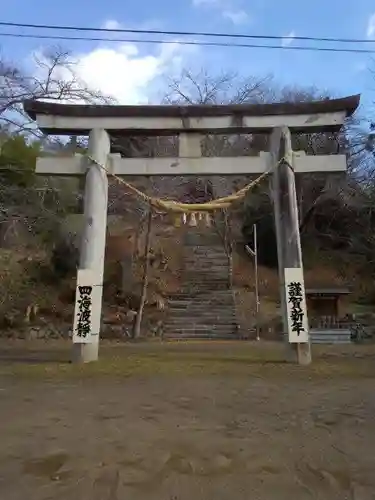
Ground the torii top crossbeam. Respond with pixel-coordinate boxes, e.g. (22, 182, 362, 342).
(24, 95, 360, 137)
(23, 95, 360, 177)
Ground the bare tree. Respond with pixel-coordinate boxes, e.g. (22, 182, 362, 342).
(132, 206, 153, 339)
(0, 45, 116, 250)
(0, 46, 113, 135)
(162, 68, 273, 105)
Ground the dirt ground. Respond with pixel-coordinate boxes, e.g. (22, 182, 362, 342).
(1, 340, 375, 500)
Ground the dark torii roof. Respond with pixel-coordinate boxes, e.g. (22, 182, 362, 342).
(23, 94, 360, 136)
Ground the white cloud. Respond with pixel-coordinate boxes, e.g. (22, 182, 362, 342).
(73, 42, 192, 104)
(192, 0, 249, 25)
(74, 45, 161, 104)
(32, 36, 195, 105)
(367, 13, 375, 38)
(354, 61, 367, 72)
(31, 16, 199, 105)
(222, 9, 249, 25)
(102, 19, 123, 30)
(281, 31, 296, 47)
(101, 18, 164, 32)
(192, 0, 219, 5)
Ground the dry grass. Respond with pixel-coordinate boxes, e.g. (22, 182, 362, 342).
(1, 340, 374, 380)
(0, 249, 60, 316)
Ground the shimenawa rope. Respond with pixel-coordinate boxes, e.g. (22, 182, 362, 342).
(85, 154, 286, 213)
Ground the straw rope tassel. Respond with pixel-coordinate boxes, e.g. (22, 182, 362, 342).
(173, 213, 181, 227)
(205, 212, 211, 227)
(189, 212, 197, 227)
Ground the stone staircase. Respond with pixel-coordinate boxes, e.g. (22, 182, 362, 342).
(163, 225, 239, 339)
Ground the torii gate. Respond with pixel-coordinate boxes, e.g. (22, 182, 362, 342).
(24, 95, 360, 366)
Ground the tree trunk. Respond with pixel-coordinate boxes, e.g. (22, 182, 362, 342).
(132, 207, 152, 339)
(222, 209, 233, 288)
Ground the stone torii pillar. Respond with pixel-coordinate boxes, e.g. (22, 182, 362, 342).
(72, 129, 110, 363)
(270, 127, 311, 365)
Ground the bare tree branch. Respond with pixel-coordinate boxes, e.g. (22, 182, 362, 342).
(0, 46, 114, 136)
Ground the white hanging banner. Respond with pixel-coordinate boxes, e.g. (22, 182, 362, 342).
(284, 268, 309, 343)
(72, 269, 102, 344)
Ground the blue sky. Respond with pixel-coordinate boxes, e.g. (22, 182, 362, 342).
(1, 0, 375, 112)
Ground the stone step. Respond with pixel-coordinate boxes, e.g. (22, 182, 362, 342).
(165, 324, 238, 330)
(168, 315, 237, 321)
(168, 296, 235, 303)
(169, 298, 235, 301)
(181, 281, 230, 286)
(184, 240, 224, 244)
(177, 306, 235, 311)
(183, 266, 228, 269)
(183, 262, 228, 266)
(184, 255, 228, 260)
(168, 299, 234, 313)
(183, 268, 228, 271)
(166, 315, 237, 322)
(167, 309, 236, 316)
(163, 330, 239, 337)
(184, 254, 227, 259)
(181, 279, 230, 284)
(184, 263, 228, 266)
(168, 291, 235, 297)
(169, 292, 234, 297)
(181, 282, 229, 285)
(181, 281, 229, 285)
(180, 286, 231, 292)
(163, 330, 240, 339)
(166, 320, 237, 326)
(165, 316, 237, 328)
(181, 283, 230, 287)
(184, 253, 227, 257)
(163, 322, 238, 329)
(184, 247, 227, 251)
(184, 238, 224, 245)
(182, 274, 228, 277)
(181, 284, 230, 288)
(184, 264, 228, 268)
(168, 305, 235, 311)
(183, 269, 228, 272)
(182, 272, 229, 277)
(168, 306, 236, 312)
(184, 254, 227, 257)
(170, 227, 237, 339)
(184, 259, 228, 262)
(168, 299, 235, 306)
(183, 260, 228, 263)
(168, 303, 235, 310)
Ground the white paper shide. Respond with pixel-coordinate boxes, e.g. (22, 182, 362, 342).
(284, 268, 309, 343)
(72, 269, 102, 344)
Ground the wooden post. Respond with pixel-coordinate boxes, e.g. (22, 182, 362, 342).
(253, 224, 260, 341)
(72, 129, 110, 363)
(270, 126, 312, 365)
